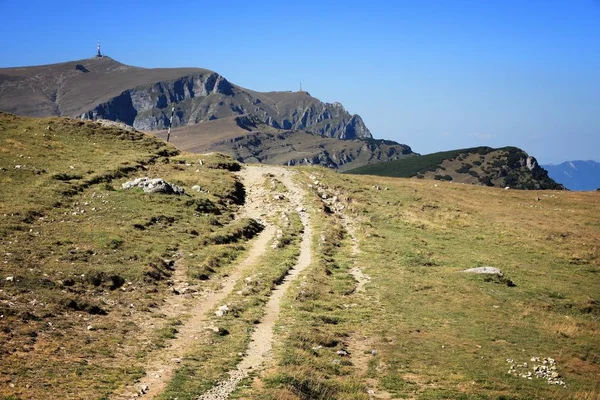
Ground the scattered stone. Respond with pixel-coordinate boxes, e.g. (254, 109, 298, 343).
(273, 194, 284, 200)
(191, 185, 203, 192)
(139, 384, 149, 394)
(122, 177, 185, 195)
(506, 357, 565, 386)
(87, 325, 95, 331)
(215, 305, 229, 317)
(462, 266, 503, 276)
(5, 276, 14, 282)
(336, 350, 348, 356)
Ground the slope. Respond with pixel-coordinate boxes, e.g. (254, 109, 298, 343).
(0, 58, 371, 140)
(346, 146, 563, 189)
(150, 115, 414, 171)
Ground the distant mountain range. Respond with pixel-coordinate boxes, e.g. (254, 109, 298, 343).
(542, 160, 600, 191)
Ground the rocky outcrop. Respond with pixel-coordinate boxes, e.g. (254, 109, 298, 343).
(203, 130, 412, 171)
(77, 69, 371, 140)
(122, 177, 185, 195)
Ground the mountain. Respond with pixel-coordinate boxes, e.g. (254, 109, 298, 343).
(346, 146, 564, 190)
(151, 114, 413, 171)
(542, 160, 600, 191)
(0, 57, 371, 140)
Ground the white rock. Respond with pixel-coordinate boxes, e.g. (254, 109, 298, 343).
(462, 266, 503, 276)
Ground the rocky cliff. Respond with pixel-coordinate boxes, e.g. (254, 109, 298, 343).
(0, 57, 372, 140)
(149, 114, 412, 171)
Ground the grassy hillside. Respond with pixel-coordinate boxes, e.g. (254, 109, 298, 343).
(0, 113, 259, 398)
(345, 146, 563, 190)
(246, 168, 600, 399)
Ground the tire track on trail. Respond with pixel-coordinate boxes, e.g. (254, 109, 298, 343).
(310, 175, 392, 399)
(113, 166, 280, 399)
(197, 167, 312, 400)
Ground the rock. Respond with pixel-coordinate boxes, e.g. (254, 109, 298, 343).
(215, 304, 229, 317)
(87, 325, 95, 331)
(462, 266, 503, 276)
(192, 185, 203, 192)
(273, 194, 284, 200)
(139, 384, 149, 394)
(336, 350, 348, 356)
(5, 276, 14, 282)
(122, 177, 185, 195)
(296, 206, 305, 213)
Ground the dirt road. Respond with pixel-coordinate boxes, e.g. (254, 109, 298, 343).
(114, 166, 312, 399)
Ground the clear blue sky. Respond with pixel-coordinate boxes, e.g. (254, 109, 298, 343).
(1, 0, 599, 164)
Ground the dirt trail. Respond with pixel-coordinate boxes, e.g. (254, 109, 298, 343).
(198, 167, 312, 400)
(113, 166, 281, 399)
(310, 176, 393, 399)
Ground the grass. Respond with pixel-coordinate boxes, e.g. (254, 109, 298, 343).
(0, 113, 260, 399)
(248, 167, 600, 399)
(345, 146, 496, 178)
(161, 196, 305, 399)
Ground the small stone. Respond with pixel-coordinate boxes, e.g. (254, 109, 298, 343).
(87, 325, 95, 331)
(336, 350, 348, 356)
(5, 276, 14, 282)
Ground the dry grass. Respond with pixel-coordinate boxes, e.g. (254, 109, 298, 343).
(250, 168, 600, 399)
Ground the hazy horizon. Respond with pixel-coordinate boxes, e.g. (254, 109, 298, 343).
(1, 0, 598, 164)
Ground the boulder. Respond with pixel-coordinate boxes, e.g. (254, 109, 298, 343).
(462, 266, 503, 276)
(122, 177, 185, 195)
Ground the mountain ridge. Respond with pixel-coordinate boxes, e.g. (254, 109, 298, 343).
(542, 160, 600, 191)
(346, 146, 564, 190)
(0, 57, 371, 140)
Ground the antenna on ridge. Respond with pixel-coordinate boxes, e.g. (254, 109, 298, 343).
(299, 82, 303, 92)
(96, 40, 103, 58)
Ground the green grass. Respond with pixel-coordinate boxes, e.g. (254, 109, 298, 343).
(0, 113, 259, 399)
(345, 146, 496, 178)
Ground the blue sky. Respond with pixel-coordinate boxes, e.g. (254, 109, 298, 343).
(1, 0, 599, 164)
